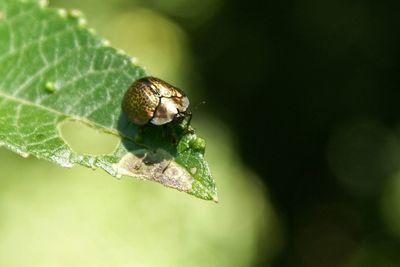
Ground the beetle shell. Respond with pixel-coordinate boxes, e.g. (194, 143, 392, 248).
(122, 77, 190, 126)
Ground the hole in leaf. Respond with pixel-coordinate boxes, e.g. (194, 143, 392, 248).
(60, 120, 120, 155)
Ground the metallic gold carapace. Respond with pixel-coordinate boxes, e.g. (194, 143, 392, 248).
(122, 77, 190, 125)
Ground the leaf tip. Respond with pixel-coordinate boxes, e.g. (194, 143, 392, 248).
(212, 194, 219, 203)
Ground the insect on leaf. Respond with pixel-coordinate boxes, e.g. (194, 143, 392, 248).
(0, 0, 218, 202)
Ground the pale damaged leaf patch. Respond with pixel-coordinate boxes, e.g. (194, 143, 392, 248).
(115, 149, 194, 192)
(0, 0, 217, 201)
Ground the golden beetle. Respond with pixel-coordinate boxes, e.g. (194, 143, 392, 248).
(122, 77, 190, 126)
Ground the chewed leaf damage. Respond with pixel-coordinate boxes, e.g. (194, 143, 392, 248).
(114, 149, 194, 192)
(0, 0, 217, 201)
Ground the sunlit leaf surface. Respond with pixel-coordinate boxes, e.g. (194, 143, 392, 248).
(0, 0, 217, 201)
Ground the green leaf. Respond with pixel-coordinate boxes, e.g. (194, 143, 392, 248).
(0, 0, 217, 201)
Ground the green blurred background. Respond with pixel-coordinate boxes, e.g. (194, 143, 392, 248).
(2, 0, 400, 266)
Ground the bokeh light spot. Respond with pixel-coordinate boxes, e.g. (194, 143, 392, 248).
(327, 119, 400, 197)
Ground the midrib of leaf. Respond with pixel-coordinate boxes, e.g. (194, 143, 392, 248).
(0, 91, 119, 136)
